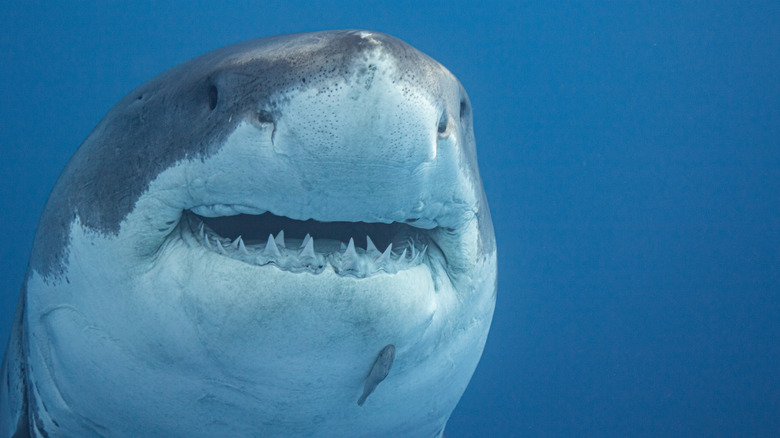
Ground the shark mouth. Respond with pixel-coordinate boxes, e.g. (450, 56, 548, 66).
(184, 210, 432, 278)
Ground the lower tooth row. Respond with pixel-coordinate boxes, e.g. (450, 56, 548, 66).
(196, 224, 425, 277)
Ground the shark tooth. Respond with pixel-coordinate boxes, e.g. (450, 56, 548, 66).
(300, 233, 312, 249)
(216, 239, 227, 255)
(398, 248, 408, 261)
(231, 235, 242, 249)
(411, 245, 427, 263)
(204, 233, 212, 249)
(263, 234, 281, 258)
(375, 243, 392, 267)
(275, 230, 285, 248)
(238, 237, 249, 255)
(300, 236, 316, 261)
(342, 238, 359, 272)
(199, 223, 205, 239)
(366, 235, 379, 255)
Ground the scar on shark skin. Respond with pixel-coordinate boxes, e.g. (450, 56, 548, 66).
(358, 344, 396, 406)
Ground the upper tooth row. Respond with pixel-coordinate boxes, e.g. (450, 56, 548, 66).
(197, 224, 425, 277)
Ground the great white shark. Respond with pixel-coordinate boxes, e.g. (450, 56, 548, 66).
(0, 30, 496, 437)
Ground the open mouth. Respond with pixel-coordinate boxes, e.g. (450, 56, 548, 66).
(185, 210, 432, 278)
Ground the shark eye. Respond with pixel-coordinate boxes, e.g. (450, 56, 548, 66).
(256, 110, 273, 124)
(437, 111, 448, 134)
(459, 99, 467, 119)
(208, 85, 218, 110)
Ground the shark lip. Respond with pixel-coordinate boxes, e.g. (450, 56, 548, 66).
(183, 210, 434, 278)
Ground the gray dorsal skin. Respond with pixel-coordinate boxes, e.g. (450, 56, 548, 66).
(0, 30, 497, 437)
(358, 344, 396, 406)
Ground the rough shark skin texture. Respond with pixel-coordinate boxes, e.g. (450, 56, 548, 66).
(0, 30, 496, 437)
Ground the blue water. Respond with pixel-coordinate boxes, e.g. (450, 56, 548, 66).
(1, 2, 778, 436)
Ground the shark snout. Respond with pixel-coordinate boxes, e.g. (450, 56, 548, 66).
(270, 93, 441, 168)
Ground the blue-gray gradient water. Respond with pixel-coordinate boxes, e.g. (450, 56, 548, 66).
(1, 2, 778, 436)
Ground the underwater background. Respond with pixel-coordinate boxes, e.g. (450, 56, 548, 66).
(1, 1, 778, 436)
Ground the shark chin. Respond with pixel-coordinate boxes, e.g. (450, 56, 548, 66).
(1, 30, 497, 437)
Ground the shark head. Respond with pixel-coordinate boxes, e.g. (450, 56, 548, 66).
(3, 30, 496, 437)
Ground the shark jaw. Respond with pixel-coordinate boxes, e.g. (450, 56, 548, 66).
(124, 115, 481, 296)
(185, 210, 433, 279)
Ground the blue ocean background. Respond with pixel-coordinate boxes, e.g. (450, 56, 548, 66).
(1, 2, 778, 436)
